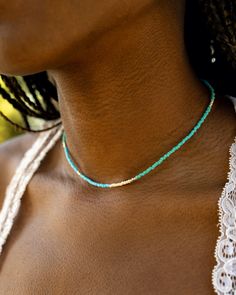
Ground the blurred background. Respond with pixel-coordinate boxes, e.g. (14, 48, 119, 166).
(0, 101, 23, 143)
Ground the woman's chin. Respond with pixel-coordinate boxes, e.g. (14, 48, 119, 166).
(0, 48, 72, 77)
(0, 57, 47, 77)
(0, 43, 50, 76)
(0, 67, 35, 77)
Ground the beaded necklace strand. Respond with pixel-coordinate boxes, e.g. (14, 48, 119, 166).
(61, 80, 215, 188)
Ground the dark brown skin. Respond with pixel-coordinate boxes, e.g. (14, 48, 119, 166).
(0, 0, 235, 294)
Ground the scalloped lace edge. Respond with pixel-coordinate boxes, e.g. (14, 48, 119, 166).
(212, 136, 236, 294)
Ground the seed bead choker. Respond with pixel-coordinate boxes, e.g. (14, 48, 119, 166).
(61, 80, 215, 188)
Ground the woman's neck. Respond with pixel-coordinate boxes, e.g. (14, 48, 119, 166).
(49, 5, 212, 188)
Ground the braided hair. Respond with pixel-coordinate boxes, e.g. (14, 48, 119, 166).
(0, 0, 235, 133)
(0, 73, 61, 133)
(185, 0, 236, 97)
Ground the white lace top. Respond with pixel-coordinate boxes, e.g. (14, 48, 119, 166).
(212, 96, 236, 294)
(0, 98, 235, 294)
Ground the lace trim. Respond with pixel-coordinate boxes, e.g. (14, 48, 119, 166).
(212, 136, 236, 294)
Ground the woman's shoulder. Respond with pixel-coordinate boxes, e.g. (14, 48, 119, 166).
(0, 132, 38, 208)
(0, 131, 37, 152)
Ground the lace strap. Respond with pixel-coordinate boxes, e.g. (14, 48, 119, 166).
(0, 122, 63, 255)
(212, 136, 236, 294)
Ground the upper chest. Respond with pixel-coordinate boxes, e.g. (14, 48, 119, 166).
(1, 109, 235, 294)
(0, 177, 222, 295)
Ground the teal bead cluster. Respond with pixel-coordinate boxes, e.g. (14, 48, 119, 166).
(61, 79, 215, 188)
